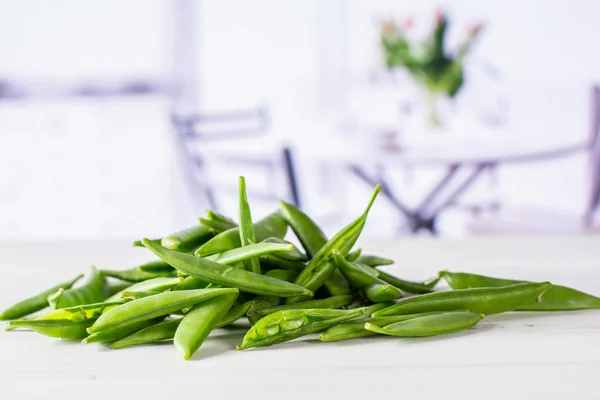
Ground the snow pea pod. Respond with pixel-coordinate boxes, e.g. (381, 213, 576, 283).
(255, 295, 354, 317)
(261, 237, 307, 261)
(121, 291, 161, 300)
(100, 267, 177, 283)
(111, 318, 182, 349)
(175, 291, 238, 359)
(439, 270, 600, 311)
(161, 223, 213, 251)
(199, 217, 237, 234)
(143, 239, 313, 298)
(106, 281, 133, 298)
(237, 308, 366, 350)
(137, 260, 175, 273)
(355, 254, 394, 267)
(319, 310, 465, 342)
(365, 311, 483, 337)
(238, 176, 261, 274)
(0, 273, 83, 320)
(361, 284, 403, 303)
(346, 248, 362, 262)
(204, 242, 294, 265)
(48, 267, 108, 310)
(87, 288, 238, 334)
(278, 199, 351, 297)
(373, 282, 552, 317)
(216, 300, 254, 328)
(260, 254, 306, 271)
(195, 212, 288, 256)
(173, 276, 211, 291)
(376, 269, 437, 294)
(206, 210, 236, 225)
(287, 185, 381, 304)
(83, 317, 164, 344)
(106, 277, 183, 302)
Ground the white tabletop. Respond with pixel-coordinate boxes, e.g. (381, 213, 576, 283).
(1, 236, 599, 399)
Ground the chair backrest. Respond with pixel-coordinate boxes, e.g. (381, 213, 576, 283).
(171, 107, 300, 216)
(586, 85, 600, 223)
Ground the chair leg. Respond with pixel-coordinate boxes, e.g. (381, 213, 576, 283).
(282, 147, 301, 207)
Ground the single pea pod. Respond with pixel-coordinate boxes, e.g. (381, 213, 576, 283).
(355, 254, 394, 267)
(195, 212, 288, 256)
(82, 317, 165, 344)
(111, 318, 183, 349)
(255, 295, 354, 317)
(100, 267, 177, 283)
(206, 209, 236, 225)
(278, 199, 351, 298)
(175, 291, 238, 360)
(319, 310, 466, 342)
(106, 281, 133, 298)
(87, 288, 239, 334)
(204, 242, 295, 265)
(48, 267, 109, 310)
(121, 291, 161, 300)
(160, 223, 213, 251)
(143, 239, 313, 298)
(346, 248, 362, 262)
(216, 300, 254, 328)
(287, 185, 381, 304)
(261, 237, 308, 261)
(133, 238, 160, 247)
(199, 217, 238, 234)
(259, 254, 306, 271)
(439, 270, 600, 311)
(0, 273, 84, 320)
(237, 308, 366, 350)
(361, 284, 403, 303)
(106, 277, 183, 302)
(172, 276, 211, 291)
(137, 260, 175, 273)
(237, 176, 261, 274)
(365, 311, 483, 337)
(6, 302, 121, 339)
(375, 269, 436, 294)
(372, 282, 552, 317)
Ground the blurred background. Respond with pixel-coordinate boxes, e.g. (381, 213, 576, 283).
(1, 0, 599, 241)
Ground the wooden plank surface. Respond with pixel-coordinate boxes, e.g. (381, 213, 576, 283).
(0, 237, 599, 399)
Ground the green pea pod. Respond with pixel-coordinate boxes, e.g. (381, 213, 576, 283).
(319, 310, 454, 342)
(111, 318, 183, 349)
(100, 267, 177, 283)
(173, 276, 211, 291)
(376, 269, 436, 294)
(237, 177, 262, 274)
(48, 267, 108, 310)
(361, 284, 403, 303)
(142, 239, 313, 298)
(6, 319, 94, 339)
(215, 300, 254, 328)
(204, 242, 294, 265)
(262, 269, 299, 282)
(161, 223, 213, 251)
(0, 273, 84, 320)
(175, 291, 239, 360)
(256, 295, 354, 317)
(261, 238, 308, 261)
(278, 200, 327, 258)
(286, 185, 381, 304)
(365, 311, 483, 337)
(332, 251, 391, 289)
(373, 282, 552, 317)
(199, 217, 237, 234)
(439, 271, 600, 311)
(106, 281, 133, 298)
(137, 260, 175, 273)
(346, 248, 362, 262)
(259, 254, 306, 271)
(133, 238, 160, 247)
(121, 291, 161, 300)
(6, 302, 121, 339)
(87, 288, 239, 334)
(195, 212, 288, 256)
(278, 199, 351, 298)
(106, 277, 183, 302)
(206, 210, 236, 225)
(83, 317, 165, 344)
(355, 254, 394, 267)
(237, 308, 366, 350)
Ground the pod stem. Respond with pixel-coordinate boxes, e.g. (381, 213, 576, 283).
(362, 184, 382, 217)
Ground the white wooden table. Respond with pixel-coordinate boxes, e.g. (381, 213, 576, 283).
(1, 237, 599, 399)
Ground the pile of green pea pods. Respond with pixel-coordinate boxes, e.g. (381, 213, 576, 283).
(3, 177, 600, 360)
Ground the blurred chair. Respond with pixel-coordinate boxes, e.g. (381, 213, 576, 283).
(171, 107, 301, 215)
(585, 86, 600, 225)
